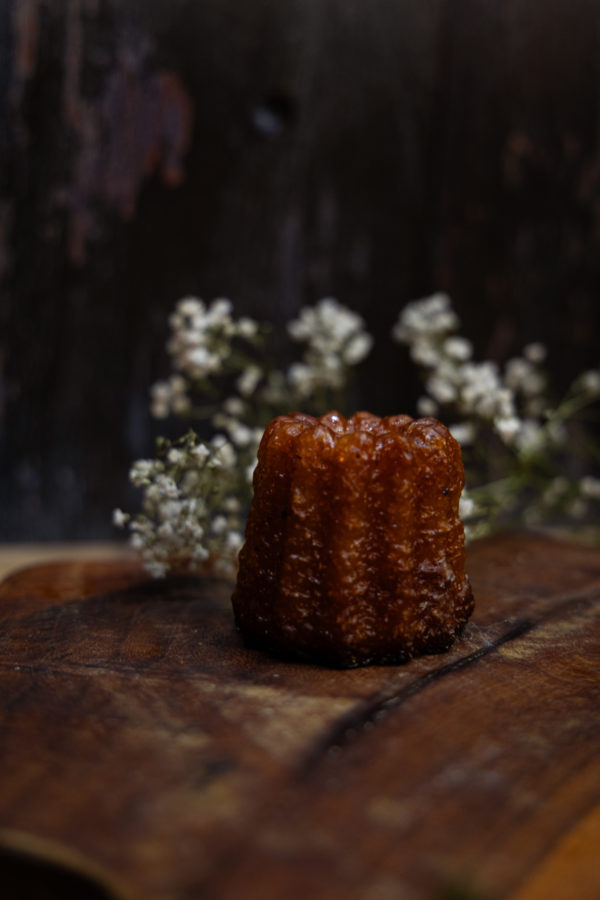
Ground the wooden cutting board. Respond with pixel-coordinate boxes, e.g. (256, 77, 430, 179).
(0, 533, 598, 900)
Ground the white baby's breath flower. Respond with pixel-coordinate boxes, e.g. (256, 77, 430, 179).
(218, 444, 237, 469)
(237, 365, 262, 397)
(449, 422, 475, 445)
(157, 521, 175, 539)
(426, 292, 452, 314)
(170, 375, 191, 414)
(580, 476, 600, 500)
(459, 494, 477, 520)
(523, 342, 546, 364)
(192, 545, 210, 562)
(145, 560, 168, 579)
(130, 459, 160, 485)
(579, 370, 600, 396)
(494, 415, 521, 444)
(515, 420, 545, 456)
(496, 388, 516, 419)
(318, 298, 362, 341)
(182, 518, 204, 540)
(288, 299, 372, 394)
(417, 396, 438, 417)
(459, 361, 503, 418)
(192, 443, 210, 464)
(343, 332, 373, 364)
(112, 508, 129, 528)
(394, 293, 459, 344)
(288, 362, 314, 396)
(505, 358, 545, 397)
(130, 533, 145, 550)
(150, 375, 191, 419)
(287, 317, 309, 341)
(443, 336, 473, 361)
(129, 518, 152, 534)
(226, 531, 244, 553)
(207, 297, 233, 321)
(321, 352, 344, 381)
(224, 396, 246, 416)
(212, 515, 228, 534)
(228, 422, 253, 447)
(156, 499, 183, 522)
(150, 381, 172, 418)
(177, 296, 204, 317)
(154, 474, 179, 499)
(170, 374, 187, 393)
(187, 346, 219, 374)
(171, 395, 191, 415)
(237, 317, 258, 338)
(410, 339, 441, 367)
(426, 375, 457, 404)
(211, 438, 236, 469)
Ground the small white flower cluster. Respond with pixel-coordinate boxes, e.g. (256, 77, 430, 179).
(168, 296, 258, 379)
(576, 369, 600, 396)
(212, 407, 263, 450)
(117, 292, 600, 572)
(151, 375, 190, 419)
(114, 431, 247, 578)
(151, 297, 263, 419)
(580, 475, 600, 500)
(393, 294, 557, 456)
(211, 409, 264, 486)
(287, 298, 373, 398)
(395, 292, 600, 536)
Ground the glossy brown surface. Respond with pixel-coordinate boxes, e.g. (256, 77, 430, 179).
(0, 535, 599, 900)
(232, 411, 473, 666)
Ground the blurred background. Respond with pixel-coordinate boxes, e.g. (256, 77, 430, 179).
(1, 0, 599, 540)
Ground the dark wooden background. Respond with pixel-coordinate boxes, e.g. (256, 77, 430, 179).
(1, 0, 600, 540)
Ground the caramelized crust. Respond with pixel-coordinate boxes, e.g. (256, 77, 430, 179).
(231, 411, 473, 667)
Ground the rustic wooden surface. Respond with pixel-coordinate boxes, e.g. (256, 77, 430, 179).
(0, 533, 599, 899)
(0, 542, 136, 582)
(3, 0, 600, 540)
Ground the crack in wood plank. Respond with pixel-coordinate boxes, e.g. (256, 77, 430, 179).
(297, 619, 535, 776)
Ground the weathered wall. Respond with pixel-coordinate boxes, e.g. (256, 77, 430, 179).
(1, 0, 600, 539)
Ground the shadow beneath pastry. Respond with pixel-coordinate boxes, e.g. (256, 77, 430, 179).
(236, 615, 473, 670)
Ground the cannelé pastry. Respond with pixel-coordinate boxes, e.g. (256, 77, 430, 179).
(231, 411, 473, 667)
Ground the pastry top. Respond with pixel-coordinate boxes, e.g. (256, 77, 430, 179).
(255, 410, 465, 502)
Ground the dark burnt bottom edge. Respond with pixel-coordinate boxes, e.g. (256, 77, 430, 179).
(237, 625, 466, 670)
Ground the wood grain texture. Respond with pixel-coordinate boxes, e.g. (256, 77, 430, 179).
(0, 533, 599, 899)
(2, 0, 600, 539)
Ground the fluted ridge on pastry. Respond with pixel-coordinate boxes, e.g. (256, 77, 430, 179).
(232, 411, 473, 667)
